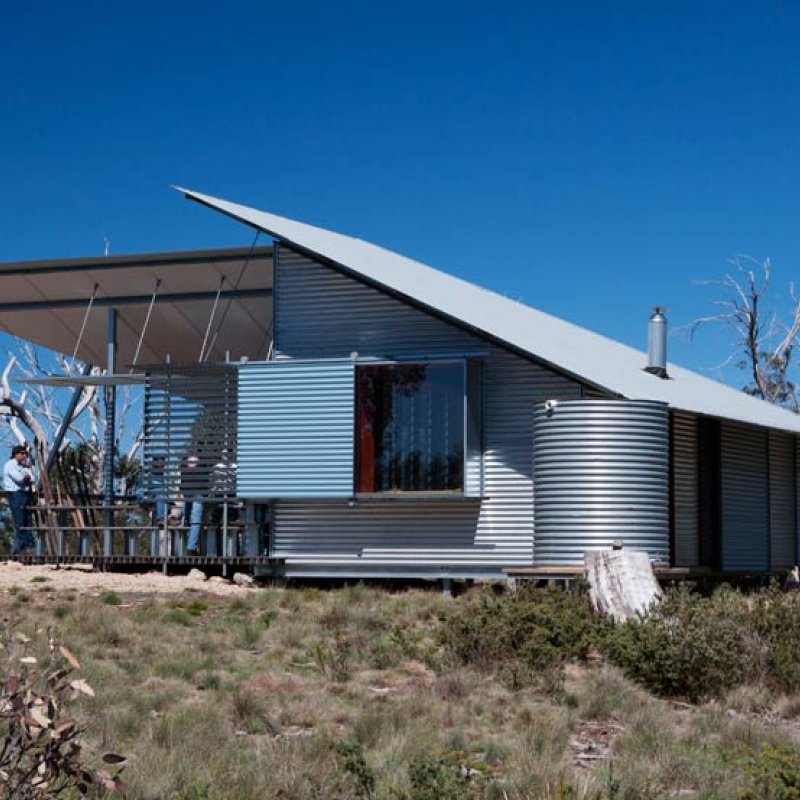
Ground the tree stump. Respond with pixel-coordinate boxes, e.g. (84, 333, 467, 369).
(584, 549, 662, 622)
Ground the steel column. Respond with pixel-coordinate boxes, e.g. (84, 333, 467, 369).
(103, 309, 117, 555)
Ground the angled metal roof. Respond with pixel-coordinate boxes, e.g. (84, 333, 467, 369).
(178, 187, 800, 435)
(0, 246, 273, 366)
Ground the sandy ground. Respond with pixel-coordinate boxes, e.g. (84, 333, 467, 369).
(0, 561, 254, 597)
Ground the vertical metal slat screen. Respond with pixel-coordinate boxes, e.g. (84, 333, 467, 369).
(142, 365, 238, 503)
(769, 430, 796, 569)
(720, 421, 769, 571)
(671, 411, 699, 567)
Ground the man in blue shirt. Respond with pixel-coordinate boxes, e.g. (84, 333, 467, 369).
(3, 445, 35, 555)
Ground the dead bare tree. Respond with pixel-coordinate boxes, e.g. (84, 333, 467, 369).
(0, 341, 142, 494)
(689, 256, 800, 411)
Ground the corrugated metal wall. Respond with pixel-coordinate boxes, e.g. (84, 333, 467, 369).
(464, 360, 483, 497)
(582, 386, 614, 400)
(270, 246, 580, 575)
(721, 421, 769, 571)
(797, 438, 800, 566)
(672, 411, 699, 567)
(237, 360, 355, 498)
(266, 245, 796, 575)
(275, 247, 481, 358)
(769, 431, 796, 569)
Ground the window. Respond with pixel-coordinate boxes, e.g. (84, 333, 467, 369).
(355, 362, 465, 492)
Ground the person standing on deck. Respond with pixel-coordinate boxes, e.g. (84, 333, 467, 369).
(4, 445, 35, 555)
(180, 453, 206, 556)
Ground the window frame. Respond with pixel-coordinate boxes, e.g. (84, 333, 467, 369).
(353, 357, 482, 498)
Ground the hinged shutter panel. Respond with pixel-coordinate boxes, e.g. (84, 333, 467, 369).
(237, 360, 355, 498)
(769, 431, 796, 569)
(721, 421, 768, 571)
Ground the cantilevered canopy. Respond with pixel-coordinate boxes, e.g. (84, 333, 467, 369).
(0, 246, 273, 366)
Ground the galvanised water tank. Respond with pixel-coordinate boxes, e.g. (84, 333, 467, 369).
(532, 399, 669, 566)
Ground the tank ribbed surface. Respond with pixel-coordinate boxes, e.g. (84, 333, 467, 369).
(533, 399, 669, 566)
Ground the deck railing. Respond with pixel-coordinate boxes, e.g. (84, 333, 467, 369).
(16, 497, 272, 569)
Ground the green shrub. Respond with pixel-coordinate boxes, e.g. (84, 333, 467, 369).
(602, 584, 800, 701)
(439, 583, 603, 687)
(334, 739, 376, 797)
(602, 585, 750, 701)
(101, 591, 122, 606)
(311, 632, 352, 682)
(369, 624, 423, 669)
(234, 620, 262, 649)
(738, 742, 800, 799)
(169, 599, 210, 617)
(405, 751, 488, 800)
(162, 607, 193, 626)
(749, 584, 800, 692)
(260, 608, 278, 628)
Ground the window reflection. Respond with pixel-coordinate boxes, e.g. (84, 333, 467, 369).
(356, 363, 464, 492)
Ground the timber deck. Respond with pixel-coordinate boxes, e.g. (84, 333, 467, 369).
(504, 565, 792, 583)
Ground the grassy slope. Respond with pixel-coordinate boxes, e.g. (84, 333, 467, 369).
(3, 581, 800, 799)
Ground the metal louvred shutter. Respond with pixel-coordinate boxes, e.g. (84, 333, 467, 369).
(237, 360, 355, 498)
(721, 422, 768, 571)
(769, 431, 796, 569)
(672, 411, 699, 567)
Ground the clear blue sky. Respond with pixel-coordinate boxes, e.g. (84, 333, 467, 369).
(3, 1, 800, 387)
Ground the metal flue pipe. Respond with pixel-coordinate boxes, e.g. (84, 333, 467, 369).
(645, 306, 668, 379)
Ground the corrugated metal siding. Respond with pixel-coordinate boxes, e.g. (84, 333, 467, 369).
(464, 360, 483, 497)
(533, 400, 670, 566)
(237, 360, 355, 498)
(583, 386, 614, 399)
(672, 411, 699, 567)
(272, 502, 483, 563)
(797, 437, 800, 566)
(721, 422, 769, 571)
(270, 248, 581, 572)
(275, 246, 483, 359)
(477, 349, 581, 564)
(769, 431, 796, 569)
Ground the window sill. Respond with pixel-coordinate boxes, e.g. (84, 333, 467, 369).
(354, 492, 483, 503)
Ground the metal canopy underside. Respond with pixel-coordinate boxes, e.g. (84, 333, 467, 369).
(0, 246, 273, 366)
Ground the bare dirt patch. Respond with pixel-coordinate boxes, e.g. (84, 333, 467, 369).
(569, 719, 625, 768)
(0, 560, 253, 597)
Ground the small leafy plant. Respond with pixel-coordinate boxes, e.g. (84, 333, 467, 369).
(0, 626, 126, 797)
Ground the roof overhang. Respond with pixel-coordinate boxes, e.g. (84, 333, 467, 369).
(0, 246, 273, 366)
(176, 187, 800, 435)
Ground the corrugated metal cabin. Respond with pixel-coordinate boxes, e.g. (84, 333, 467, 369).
(3, 188, 800, 579)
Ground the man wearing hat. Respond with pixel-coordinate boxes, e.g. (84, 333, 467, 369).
(3, 445, 35, 554)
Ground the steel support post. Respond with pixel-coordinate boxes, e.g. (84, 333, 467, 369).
(103, 309, 117, 556)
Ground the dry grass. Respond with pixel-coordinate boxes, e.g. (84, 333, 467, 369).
(1, 582, 799, 799)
